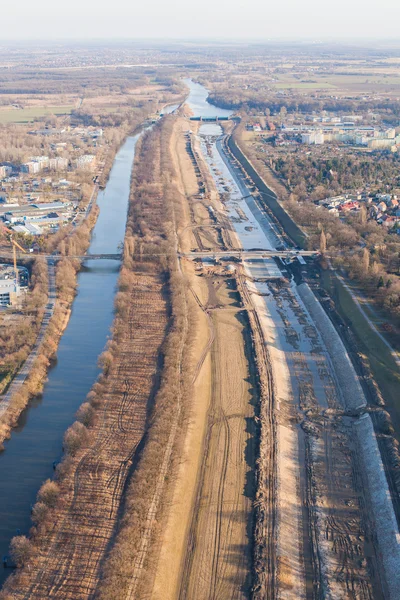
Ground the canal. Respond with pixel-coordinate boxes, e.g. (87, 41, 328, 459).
(0, 134, 139, 585)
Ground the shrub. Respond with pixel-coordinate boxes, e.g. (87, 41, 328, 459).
(10, 536, 33, 568)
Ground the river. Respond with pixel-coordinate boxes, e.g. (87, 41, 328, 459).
(183, 78, 233, 119)
(0, 134, 139, 584)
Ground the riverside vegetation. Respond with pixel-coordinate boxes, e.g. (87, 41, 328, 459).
(1, 115, 196, 599)
(0, 80, 182, 448)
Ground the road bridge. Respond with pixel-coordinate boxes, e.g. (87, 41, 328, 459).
(0, 252, 122, 262)
(180, 249, 318, 260)
(189, 116, 230, 122)
(0, 250, 319, 264)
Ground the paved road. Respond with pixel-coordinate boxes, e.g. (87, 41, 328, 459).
(182, 249, 318, 259)
(0, 261, 56, 419)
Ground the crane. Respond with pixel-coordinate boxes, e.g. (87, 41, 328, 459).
(0, 225, 27, 289)
(10, 238, 27, 288)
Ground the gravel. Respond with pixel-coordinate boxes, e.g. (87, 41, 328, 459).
(297, 283, 366, 411)
(298, 282, 400, 598)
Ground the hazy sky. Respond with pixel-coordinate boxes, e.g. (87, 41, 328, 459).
(3, 0, 399, 40)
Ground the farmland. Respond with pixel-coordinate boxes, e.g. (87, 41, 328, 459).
(0, 106, 73, 123)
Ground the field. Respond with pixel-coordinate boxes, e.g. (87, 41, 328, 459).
(271, 72, 400, 93)
(0, 106, 73, 123)
(321, 268, 400, 434)
(273, 80, 336, 89)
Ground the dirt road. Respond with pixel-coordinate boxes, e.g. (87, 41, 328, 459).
(179, 278, 257, 600)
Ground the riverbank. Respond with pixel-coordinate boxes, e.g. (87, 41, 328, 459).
(0, 115, 153, 450)
(0, 205, 99, 449)
(197, 122, 395, 596)
(0, 131, 143, 588)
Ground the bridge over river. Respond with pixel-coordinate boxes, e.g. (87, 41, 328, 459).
(180, 249, 319, 259)
(189, 116, 230, 122)
(0, 252, 122, 262)
(0, 249, 318, 264)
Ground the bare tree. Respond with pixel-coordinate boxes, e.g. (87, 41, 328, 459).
(10, 536, 33, 568)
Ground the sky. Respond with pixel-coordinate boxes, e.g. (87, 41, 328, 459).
(2, 0, 400, 41)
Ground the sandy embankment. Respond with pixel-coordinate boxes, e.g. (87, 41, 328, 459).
(246, 271, 306, 600)
(150, 119, 213, 599)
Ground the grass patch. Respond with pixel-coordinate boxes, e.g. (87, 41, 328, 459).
(330, 74, 400, 86)
(273, 81, 336, 90)
(0, 106, 73, 124)
(322, 269, 400, 430)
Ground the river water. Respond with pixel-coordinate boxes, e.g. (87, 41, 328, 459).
(0, 134, 139, 584)
(183, 78, 233, 119)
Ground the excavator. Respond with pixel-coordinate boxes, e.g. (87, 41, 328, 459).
(0, 225, 28, 289)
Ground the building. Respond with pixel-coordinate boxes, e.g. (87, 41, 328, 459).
(12, 223, 43, 235)
(368, 137, 400, 150)
(3, 202, 70, 223)
(49, 157, 69, 171)
(33, 156, 50, 169)
(0, 280, 18, 306)
(302, 133, 314, 144)
(21, 161, 40, 175)
(301, 131, 324, 145)
(382, 215, 400, 228)
(75, 155, 96, 171)
(0, 164, 14, 177)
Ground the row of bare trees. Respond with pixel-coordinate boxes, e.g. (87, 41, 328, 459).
(0, 258, 48, 388)
(98, 118, 196, 598)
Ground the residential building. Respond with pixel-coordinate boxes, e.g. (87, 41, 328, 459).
(21, 161, 40, 174)
(49, 157, 69, 171)
(75, 155, 96, 171)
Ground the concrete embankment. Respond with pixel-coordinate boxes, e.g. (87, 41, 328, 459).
(298, 282, 400, 599)
(297, 283, 366, 411)
(226, 135, 307, 248)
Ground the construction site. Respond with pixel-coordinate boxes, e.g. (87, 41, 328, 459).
(1, 84, 400, 600)
(0, 230, 30, 306)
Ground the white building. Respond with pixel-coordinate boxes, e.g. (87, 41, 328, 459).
(49, 157, 69, 171)
(0, 279, 19, 306)
(75, 155, 96, 171)
(301, 131, 324, 145)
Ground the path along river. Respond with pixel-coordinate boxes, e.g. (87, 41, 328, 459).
(0, 134, 139, 584)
